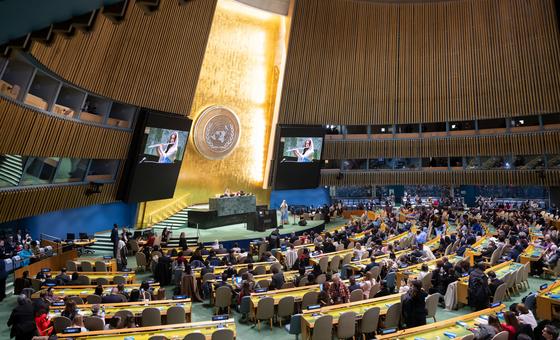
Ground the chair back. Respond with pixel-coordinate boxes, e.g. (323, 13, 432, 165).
(369, 282, 381, 298)
(301, 291, 319, 309)
(215, 286, 232, 309)
(277, 296, 295, 318)
(31, 279, 42, 291)
(136, 252, 147, 267)
(281, 282, 295, 289)
(211, 328, 234, 340)
(311, 315, 333, 340)
(369, 266, 381, 280)
(270, 262, 282, 273)
(350, 289, 363, 302)
(94, 261, 107, 272)
(142, 307, 162, 326)
(254, 265, 267, 275)
(298, 277, 308, 287)
(361, 251, 370, 260)
(239, 296, 251, 314)
(86, 294, 102, 304)
(342, 253, 353, 266)
(84, 316, 104, 331)
(287, 314, 302, 335)
(384, 302, 401, 328)
(425, 293, 439, 319)
(114, 310, 133, 321)
(66, 260, 78, 271)
(68, 296, 84, 305)
(337, 311, 356, 339)
(81, 261, 93, 272)
(77, 275, 91, 285)
(461, 334, 474, 340)
(489, 248, 501, 266)
(329, 255, 341, 273)
(421, 272, 433, 291)
(113, 275, 126, 285)
(202, 272, 215, 284)
(504, 272, 515, 289)
(130, 239, 139, 252)
(491, 331, 510, 340)
(184, 333, 206, 340)
(361, 307, 380, 334)
(256, 296, 275, 320)
(167, 306, 186, 324)
(319, 256, 329, 273)
(385, 271, 396, 292)
(257, 279, 270, 289)
(336, 244, 345, 251)
(444, 244, 453, 256)
(493, 283, 507, 304)
(53, 316, 72, 333)
(316, 274, 326, 284)
(96, 277, 109, 285)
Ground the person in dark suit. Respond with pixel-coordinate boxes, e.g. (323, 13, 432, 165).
(270, 267, 285, 290)
(7, 295, 36, 340)
(101, 288, 126, 303)
(111, 224, 119, 258)
(55, 268, 71, 285)
(487, 271, 504, 298)
(401, 280, 428, 328)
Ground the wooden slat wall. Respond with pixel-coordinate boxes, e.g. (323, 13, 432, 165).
(323, 131, 560, 159)
(29, 0, 218, 115)
(0, 98, 131, 159)
(279, 0, 560, 125)
(321, 170, 560, 187)
(0, 183, 119, 223)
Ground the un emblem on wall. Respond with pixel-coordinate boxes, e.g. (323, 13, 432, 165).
(193, 106, 241, 160)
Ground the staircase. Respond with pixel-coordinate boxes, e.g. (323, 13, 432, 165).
(0, 154, 24, 186)
(89, 208, 197, 252)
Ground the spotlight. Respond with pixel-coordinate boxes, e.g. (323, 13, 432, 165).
(519, 120, 524, 125)
(381, 128, 386, 132)
(451, 124, 457, 129)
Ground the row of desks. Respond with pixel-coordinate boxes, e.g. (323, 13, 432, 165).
(537, 279, 560, 320)
(47, 271, 135, 284)
(57, 319, 236, 339)
(49, 299, 192, 322)
(33, 283, 160, 299)
(377, 305, 505, 339)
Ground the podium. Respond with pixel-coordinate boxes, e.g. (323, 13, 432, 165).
(188, 195, 257, 230)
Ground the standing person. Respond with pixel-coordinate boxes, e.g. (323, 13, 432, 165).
(116, 237, 127, 271)
(468, 263, 490, 311)
(280, 200, 289, 225)
(111, 224, 119, 258)
(401, 280, 428, 328)
(328, 274, 350, 304)
(7, 295, 36, 340)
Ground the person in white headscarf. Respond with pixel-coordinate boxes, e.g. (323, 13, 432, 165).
(293, 138, 315, 162)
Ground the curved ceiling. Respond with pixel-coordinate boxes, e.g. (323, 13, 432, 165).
(233, 0, 290, 15)
(0, 0, 120, 44)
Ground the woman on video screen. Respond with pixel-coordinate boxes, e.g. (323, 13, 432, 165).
(157, 131, 179, 163)
(292, 138, 314, 163)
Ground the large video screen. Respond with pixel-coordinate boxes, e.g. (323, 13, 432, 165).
(273, 126, 325, 190)
(119, 110, 192, 203)
(139, 128, 189, 164)
(280, 137, 323, 163)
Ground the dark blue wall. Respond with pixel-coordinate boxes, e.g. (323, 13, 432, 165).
(270, 187, 331, 210)
(0, 202, 137, 240)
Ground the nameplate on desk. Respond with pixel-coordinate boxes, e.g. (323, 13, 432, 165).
(173, 295, 188, 300)
(45, 282, 57, 287)
(255, 288, 267, 293)
(41, 268, 51, 272)
(540, 283, 548, 291)
(146, 280, 155, 285)
(212, 314, 229, 321)
(103, 255, 113, 260)
(490, 302, 501, 308)
(122, 268, 131, 272)
(380, 328, 397, 335)
(307, 304, 321, 310)
(62, 327, 82, 334)
(52, 301, 65, 306)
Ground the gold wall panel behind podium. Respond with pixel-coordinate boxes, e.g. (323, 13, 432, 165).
(141, 0, 287, 225)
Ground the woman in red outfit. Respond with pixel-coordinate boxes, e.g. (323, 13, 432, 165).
(34, 305, 53, 336)
(501, 311, 520, 340)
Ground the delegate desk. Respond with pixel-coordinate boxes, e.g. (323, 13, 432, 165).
(519, 244, 545, 271)
(396, 255, 466, 287)
(57, 319, 236, 340)
(457, 261, 523, 305)
(48, 271, 135, 284)
(34, 283, 160, 299)
(71, 258, 117, 272)
(194, 260, 278, 279)
(250, 285, 321, 317)
(14, 249, 78, 279)
(463, 236, 491, 260)
(301, 293, 403, 340)
(49, 299, 191, 322)
(383, 228, 417, 245)
(377, 305, 505, 339)
(309, 248, 353, 265)
(537, 280, 560, 320)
